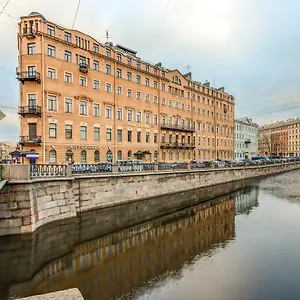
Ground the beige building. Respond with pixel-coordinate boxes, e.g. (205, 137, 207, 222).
(0, 142, 16, 162)
(17, 12, 235, 164)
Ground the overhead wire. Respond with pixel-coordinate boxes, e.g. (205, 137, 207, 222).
(0, 0, 10, 18)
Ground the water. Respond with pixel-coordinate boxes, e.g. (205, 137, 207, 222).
(1, 171, 300, 300)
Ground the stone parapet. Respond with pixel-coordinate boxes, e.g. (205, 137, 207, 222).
(16, 288, 84, 299)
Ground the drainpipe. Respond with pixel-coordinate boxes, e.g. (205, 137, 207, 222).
(41, 33, 46, 164)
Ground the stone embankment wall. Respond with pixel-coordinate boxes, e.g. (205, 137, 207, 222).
(0, 163, 299, 236)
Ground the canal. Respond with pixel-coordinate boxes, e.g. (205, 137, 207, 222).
(1, 171, 300, 300)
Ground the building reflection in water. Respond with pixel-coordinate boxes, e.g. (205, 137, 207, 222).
(235, 186, 259, 215)
(0, 185, 259, 300)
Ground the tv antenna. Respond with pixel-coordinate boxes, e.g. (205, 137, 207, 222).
(186, 65, 191, 73)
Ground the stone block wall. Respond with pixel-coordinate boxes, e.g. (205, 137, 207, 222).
(0, 163, 299, 236)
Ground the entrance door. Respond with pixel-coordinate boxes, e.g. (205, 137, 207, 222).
(28, 123, 37, 140)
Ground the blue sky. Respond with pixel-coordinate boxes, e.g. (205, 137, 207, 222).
(1, 0, 300, 141)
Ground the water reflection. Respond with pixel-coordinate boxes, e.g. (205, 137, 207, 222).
(0, 182, 259, 300)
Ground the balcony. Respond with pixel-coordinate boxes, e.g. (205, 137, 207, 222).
(161, 124, 195, 133)
(19, 136, 42, 146)
(18, 106, 41, 117)
(23, 27, 36, 39)
(16, 70, 41, 84)
(79, 63, 88, 73)
(160, 142, 195, 149)
(245, 139, 251, 144)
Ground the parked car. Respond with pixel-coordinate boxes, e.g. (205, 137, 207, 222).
(190, 160, 205, 169)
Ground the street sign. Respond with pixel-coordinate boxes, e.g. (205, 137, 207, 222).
(0, 111, 6, 121)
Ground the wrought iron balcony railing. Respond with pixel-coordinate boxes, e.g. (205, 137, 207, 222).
(16, 70, 41, 84)
(160, 123, 195, 132)
(160, 142, 196, 149)
(79, 63, 88, 73)
(18, 105, 41, 116)
(23, 27, 36, 38)
(245, 139, 251, 144)
(19, 136, 42, 146)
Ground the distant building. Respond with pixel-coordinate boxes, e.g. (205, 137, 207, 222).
(258, 118, 300, 157)
(234, 117, 258, 159)
(0, 142, 16, 162)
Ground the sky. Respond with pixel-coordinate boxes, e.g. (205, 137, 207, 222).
(0, 0, 300, 142)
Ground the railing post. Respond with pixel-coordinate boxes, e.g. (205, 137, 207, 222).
(154, 162, 159, 172)
(112, 163, 119, 173)
(187, 163, 191, 171)
(66, 165, 72, 177)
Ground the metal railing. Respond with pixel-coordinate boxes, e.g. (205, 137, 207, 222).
(30, 164, 67, 177)
(72, 163, 112, 174)
(158, 162, 188, 171)
(79, 63, 88, 73)
(160, 142, 196, 149)
(161, 124, 195, 132)
(16, 70, 41, 83)
(18, 105, 42, 116)
(23, 27, 36, 37)
(19, 136, 42, 145)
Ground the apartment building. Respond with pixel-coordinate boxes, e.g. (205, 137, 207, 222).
(17, 12, 235, 164)
(258, 118, 300, 157)
(234, 117, 258, 159)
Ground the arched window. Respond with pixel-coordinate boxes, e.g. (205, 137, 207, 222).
(94, 150, 100, 162)
(81, 150, 87, 163)
(117, 150, 122, 161)
(65, 150, 73, 164)
(49, 150, 57, 164)
(127, 150, 132, 160)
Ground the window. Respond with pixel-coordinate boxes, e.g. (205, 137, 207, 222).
(28, 43, 35, 55)
(106, 49, 111, 57)
(105, 106, 112, 119)
(136, 111, 142, 123)
(145, 78, 149, 86)
(153, 81, 157, 89)
(162, 83, 165, 91)
(136, 61, 141, 69)
(65, 72, 72, 83)
(169, 151, 173, 160)
(145, 65, 149, 72)
(168, 100, 172, 107)
(127, 110, 133, 121)
(80, 150, 87, 163)
(154, 133, 158, 143)
(64, 50, 71, 62)
(47, 45, 55, 57)
(154, 68, 157, 75)
(28, 94, 36, 107)
(117, 129, 122, 142)
(153, 96, 158, 103)
(47, 25, 55, 36)
(127, 72, 132, 81)
(128, 130, 132, 142)
(64, 98, 72, 113)
(145, 112, 150, 124)
(65, 124, 72, 139)
(117, 69, 121, 78)
(106, 64, 111, 74)
(117, 108, 122, 120)
(93, 44, 99, 53)
(93, 80, 100, 89)
(64, 32, 71, 42)
(93, 60, 99, 70)
(137, 131, 141, 142)
(80, 101, 87, 115)
(161, 71, 165, 77)
(48, 95, 57, 111)
(94, 127, 100, 140)
(80, 126, 87, 140)
(162, 98, 166, 105)
(117, 150, 122, 161)
(117, 54, 121, 61)
(94, 103, 100, 116)
(49, 150, 57, 164)
(182, 103, 185, 109)
(106, 128, 112, 140)
(162, 116, 166, 125)
(80, 76, 87, 86)
(146, 132, 150, 143)
(106, 83, 112, 92)
(145, 94, 150, 102)
(127, 89, 132, 97)
(154, 114, 158, 125)
(116, 86, 122, 95)
(49, 123, 57, 138)
(127, 58, 131, 66)
(136, 75, 141, 83)
(48, 68, 56, 79)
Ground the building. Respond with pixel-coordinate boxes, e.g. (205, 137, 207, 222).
(0, 142, 16, 163)
(17, 12, 235, 164)
(258, 118, 300, 157)
(234, 117, 258, 159)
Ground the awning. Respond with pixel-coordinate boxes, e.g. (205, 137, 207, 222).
(134, 150, 151, 156)
(10, 150, 39, 158)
